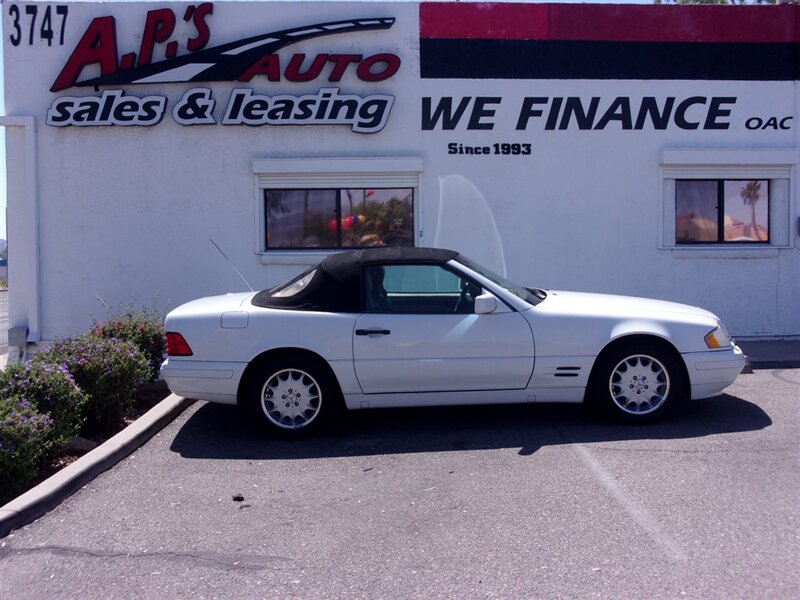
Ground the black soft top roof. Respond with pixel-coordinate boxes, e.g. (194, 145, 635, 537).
(251, 247, 459, 312)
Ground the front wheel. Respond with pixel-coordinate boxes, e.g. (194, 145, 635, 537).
(245, 357, 340, 437)
(592, 343, 686, 422)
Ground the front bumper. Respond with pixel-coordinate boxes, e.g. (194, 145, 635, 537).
(682, 343, 746, 400)
(161, 358, 247, 405)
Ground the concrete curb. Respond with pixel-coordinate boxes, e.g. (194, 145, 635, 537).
(741, 355, 800, 372)
(738, 340, 800, 371)
(0, 394, 195, 538)
(748, 360, 800, 370)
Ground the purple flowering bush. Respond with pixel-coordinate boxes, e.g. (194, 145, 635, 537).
(0, 316, 158, 503)
(92, 309, 166, 382)
(0, 361, 87, 447)
(0, 396, 54, 504)
(34, 335, 150, 433)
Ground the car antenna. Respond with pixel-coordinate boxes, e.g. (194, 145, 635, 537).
(209, 238, 255, 292)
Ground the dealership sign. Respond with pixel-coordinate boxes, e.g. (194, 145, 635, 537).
(35, 2, 793, 135)
(45, 3, 399, 132)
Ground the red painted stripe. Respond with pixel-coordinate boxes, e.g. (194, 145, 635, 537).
(420, 3, 800, 44)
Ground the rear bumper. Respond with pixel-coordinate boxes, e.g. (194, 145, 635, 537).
(682, 344, 746, 400)
(161, 358, 247, 405)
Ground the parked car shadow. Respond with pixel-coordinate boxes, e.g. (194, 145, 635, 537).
(169, 394, 771, 460)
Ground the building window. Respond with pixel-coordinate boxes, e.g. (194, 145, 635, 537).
(253, 157, 423, 256)
(675, 179, 770, 244)
(265, 188, 414, 249)
(660, 149, 796, 252)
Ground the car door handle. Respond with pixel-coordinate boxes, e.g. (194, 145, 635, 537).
(355, 328, 391, 336)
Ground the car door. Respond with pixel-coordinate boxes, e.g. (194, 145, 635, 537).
(353, 263, 535, 394)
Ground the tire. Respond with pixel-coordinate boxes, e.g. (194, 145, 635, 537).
(592, 341, 686, 423)
(244, 356, 340, 437)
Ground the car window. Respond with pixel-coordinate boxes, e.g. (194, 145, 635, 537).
(270, 268, 317, 298)
(363, 264, 481, 314)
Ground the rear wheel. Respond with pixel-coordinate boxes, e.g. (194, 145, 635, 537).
(592, 342, 686, 422)
(245, 356, 340, 437)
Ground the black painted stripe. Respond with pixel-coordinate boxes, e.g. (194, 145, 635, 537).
(420, 39, 799, 81)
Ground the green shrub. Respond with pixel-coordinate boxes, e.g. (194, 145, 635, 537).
(35, 335, 150, 433)
(0, 361, 87, 449)
(92, 309, 166, 382)
(0, 396, 53, 504)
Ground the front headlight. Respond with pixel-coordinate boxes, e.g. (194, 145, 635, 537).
(704, 325, 732, 349)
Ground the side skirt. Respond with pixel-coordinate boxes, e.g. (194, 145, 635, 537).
(343, 387, 585, 410)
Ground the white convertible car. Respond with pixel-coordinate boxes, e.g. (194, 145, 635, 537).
(162, 247, 745, 436)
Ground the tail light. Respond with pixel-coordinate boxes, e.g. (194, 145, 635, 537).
(166, 332, 193, 356)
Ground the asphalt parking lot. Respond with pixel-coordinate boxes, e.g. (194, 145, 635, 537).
(1, 367, 798, 599)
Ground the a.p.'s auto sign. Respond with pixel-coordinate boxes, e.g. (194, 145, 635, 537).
(19, 1, 792, 137)
(43, 3, 400, 132)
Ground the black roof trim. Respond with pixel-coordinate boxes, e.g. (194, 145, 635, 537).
(321, 247, 458, 275)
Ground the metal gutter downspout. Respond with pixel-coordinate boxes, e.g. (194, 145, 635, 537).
(0, 116, 41, 349)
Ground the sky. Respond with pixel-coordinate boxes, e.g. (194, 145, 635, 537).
(0, 0, 653, 244)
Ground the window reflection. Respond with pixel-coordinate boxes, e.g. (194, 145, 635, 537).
(676, 181, 718, 243)
(265, 188, 414, 249)
(676, 179, 769, 244)
(340, 189, 413, 248)
(723, 181, 769, 242)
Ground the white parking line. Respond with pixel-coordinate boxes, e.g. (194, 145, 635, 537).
(571, 443, 688, 562)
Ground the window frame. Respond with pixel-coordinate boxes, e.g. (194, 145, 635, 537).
(253, 157, 423, 264)
(660, 149, 797, 256)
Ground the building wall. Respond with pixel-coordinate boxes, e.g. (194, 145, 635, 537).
(3, 1, 799, 341)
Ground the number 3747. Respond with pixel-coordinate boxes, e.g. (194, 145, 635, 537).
(9, 4, 69, 47)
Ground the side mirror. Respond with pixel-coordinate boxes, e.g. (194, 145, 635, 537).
(474, 293, 498, 315)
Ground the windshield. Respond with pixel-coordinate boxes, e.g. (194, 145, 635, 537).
(455, 255, 545, 306)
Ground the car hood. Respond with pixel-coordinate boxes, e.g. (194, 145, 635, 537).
(537, 290, 719, 323)
(168, 292, 256, 318)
